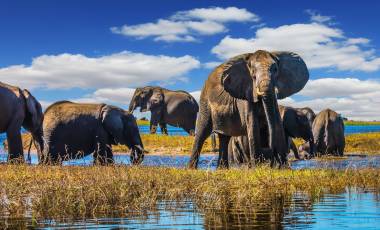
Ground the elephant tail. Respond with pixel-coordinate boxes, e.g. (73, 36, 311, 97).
(27, 136, 33, 164)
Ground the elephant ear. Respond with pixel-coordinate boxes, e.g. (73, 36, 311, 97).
(221, 53, 255, 101)
(101, 105, 125, 145)
(22, 89, 43, 132)
(147, 89, 164, 110)
(271, 51, 309, 99)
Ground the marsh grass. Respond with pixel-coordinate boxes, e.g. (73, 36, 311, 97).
(0, 165, 379, 223)
(136, 119, 150, 126)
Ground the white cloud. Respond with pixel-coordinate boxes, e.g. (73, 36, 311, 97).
(212, 23, 380, 72)
(0, 51, 200, 89)
(305, 9, 333, 24)
(172, 7, 259, 22)
(280, 78, 380, 121)
(203, 61, 221, 69)
(111, 7, 259, 42)
(190, 90, 201, 102)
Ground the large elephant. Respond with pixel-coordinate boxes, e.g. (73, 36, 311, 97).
(0, 82, 43, 162)
(41, 101, 145, 165)
(299, 109, 345, 156)
(129, 86, 199, 135)
(228, 105, 314, 165)
(188, 50, 309, 169)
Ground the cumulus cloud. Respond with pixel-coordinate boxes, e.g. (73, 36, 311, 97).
(0, 51, 200, 89)
(111, 7, 259, 42)
(212, 23, 380, 72)
(305, 9, 333, 24)
(203, 61, 221, 69)
(280, 78, 380, 121)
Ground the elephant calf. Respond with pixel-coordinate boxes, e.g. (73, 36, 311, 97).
(41, 101, 145, 165)
(299, 109, 345, 156)
(228, 105, 314, 165)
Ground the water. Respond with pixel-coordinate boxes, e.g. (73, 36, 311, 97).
(137, 124, 380, 136)
(2, 189, 380, 229)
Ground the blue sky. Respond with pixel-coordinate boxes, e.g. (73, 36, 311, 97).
(1, 0, 380, 120)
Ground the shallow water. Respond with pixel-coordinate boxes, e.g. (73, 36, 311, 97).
(1, 189, 379, 229)
(2, 153, 380, 170)
(138, 124, 380, 136)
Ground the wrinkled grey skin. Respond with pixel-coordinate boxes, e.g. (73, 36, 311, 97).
(228, 105, 314, 165)
(129, 86, 199, 135)
(188, 50, 309, 169)
(299, 109, 345, 156)
(0, 82, 44, 163)
(41, 101, 145, 165)
(297, 107, 316, 129)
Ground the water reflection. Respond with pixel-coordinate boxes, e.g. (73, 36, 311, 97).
(2, 153, 380, 171)
(1, 189, 379, 229)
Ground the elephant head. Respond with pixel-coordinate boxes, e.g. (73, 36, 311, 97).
(102, 106, 146, 165)
(128, 87, 164, 113)
(222, 50, 309, 162)
(293, 109, 315, 157)
(21, 89, 44, 158)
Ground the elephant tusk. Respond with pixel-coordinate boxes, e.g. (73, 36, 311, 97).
(256, 87, 264, 96)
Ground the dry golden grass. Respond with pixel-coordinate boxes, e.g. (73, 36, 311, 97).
(0, 165, 379, 221)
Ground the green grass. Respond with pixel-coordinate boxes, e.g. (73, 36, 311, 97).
(136, 119, 150, 126)
(0, 165, 379, 222)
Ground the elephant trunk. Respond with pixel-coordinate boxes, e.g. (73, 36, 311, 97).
(262, 95, 275, 152)
(31, 127, 44, 163)
(128, 92, 138, 113)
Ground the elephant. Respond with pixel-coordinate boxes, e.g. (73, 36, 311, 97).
(129, 86, 199, 135)
(297, 107, 316, 128)
(227, 105, 314, 165)
(299, 109, 345, 157)
(0, 82, 44, 162)
(188, 50, 309, 169)
(41, 101, 145, 165)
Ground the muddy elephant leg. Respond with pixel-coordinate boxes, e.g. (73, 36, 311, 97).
(188, 103, 212, 169)
(159, 122, 168, 135)
(6, 122, 24, 163)
(150, 110, 162, 134)
(217, 134, 230, 169)
(289, 138, 300, 160)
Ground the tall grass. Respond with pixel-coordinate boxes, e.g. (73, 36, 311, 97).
(0, 165, 379, 222)
(344, 120, 380, 126)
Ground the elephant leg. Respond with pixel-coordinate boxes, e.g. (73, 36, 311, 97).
(188, 103, 212, 169)
(159, 123, 168, 135)
(211, 132, 217, 152)
(217, 134, 230, 169)
(289, 138, 300, 160)
(6, 122, 24, 163)
(150, 110, 161, 134)
(93, 137, 114, 166)
(246, 103, 260, 166)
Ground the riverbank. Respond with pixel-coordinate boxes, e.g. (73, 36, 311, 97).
(4, 132, 380, 156)
(0, 165, 379, 223)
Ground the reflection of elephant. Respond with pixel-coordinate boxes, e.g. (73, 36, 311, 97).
(188, 50, 309, 168)
(129, 86, 199, 135)
(0, 82, 43, 162)
(299, 109, 345, 156)
(41, 101, 145, 165)
(228, 105, 314, 164)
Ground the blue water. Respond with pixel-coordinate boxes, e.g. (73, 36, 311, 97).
(139, 124, 380, 136)
(2, 189, 380, 229)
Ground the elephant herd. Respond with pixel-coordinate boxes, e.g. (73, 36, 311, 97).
(0, 50, 345, 168)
